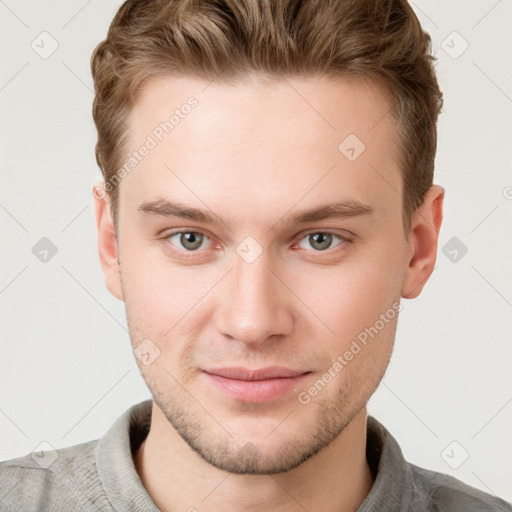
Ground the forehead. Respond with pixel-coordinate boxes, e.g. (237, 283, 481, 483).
(120, 73, 401, 229)
(129, 73, 393, 145)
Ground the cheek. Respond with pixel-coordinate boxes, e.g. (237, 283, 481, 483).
(120, 237, 176, 305)
(290, 242, 403, 349)
(304, 266, 399, 320)
(119, 243, 221, 344)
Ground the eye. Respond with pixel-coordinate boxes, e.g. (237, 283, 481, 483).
(168, 231, 209, 251)
(298, 232, 345, 251)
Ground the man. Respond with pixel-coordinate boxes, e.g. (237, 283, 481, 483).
(1, 0, 510, 510)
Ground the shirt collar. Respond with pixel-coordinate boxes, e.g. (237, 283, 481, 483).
(96, 399, 158, 511)
(358, 415, 415, 510)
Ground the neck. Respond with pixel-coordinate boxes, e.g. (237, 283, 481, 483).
(134, 403, 374, 512)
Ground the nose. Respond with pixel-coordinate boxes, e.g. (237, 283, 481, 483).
(214, 253, 294, 347)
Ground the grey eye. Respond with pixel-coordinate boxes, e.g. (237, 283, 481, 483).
(170, 232, 205, 250)
(308, 232, 333, 250)
(297, 232, 346, 252)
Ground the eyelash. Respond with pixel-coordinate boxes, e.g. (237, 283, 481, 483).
(161, 229, 353, 259)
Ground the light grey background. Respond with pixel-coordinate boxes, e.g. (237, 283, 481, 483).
(1, 0, 511, 503)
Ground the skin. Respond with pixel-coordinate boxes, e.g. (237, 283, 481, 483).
(94, 73, 443, 512)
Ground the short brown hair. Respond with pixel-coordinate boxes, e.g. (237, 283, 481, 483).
(91, 0, 443, 234)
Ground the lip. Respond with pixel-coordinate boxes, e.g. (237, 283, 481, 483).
(203, 367, 311, 403)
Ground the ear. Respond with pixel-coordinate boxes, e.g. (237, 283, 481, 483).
(93, 182, 124, 301)
(402, 184, 444, 299)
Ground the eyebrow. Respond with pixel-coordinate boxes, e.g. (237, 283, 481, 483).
(138, 198, 374, 227)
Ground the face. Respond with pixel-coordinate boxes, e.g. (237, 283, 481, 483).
(104, 73, 413, 474)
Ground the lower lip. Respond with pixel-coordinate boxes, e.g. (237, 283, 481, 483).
(204, 372, 310, 403)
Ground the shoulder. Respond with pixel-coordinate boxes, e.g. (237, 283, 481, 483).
(409, 462, 512, 512)
(0, 439, 113, 512)
(365, 415, 510, 511)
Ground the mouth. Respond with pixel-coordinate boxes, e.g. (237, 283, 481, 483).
(202, 366, 312, 403)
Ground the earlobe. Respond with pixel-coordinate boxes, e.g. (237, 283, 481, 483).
(93, 182, 124, 301)
(401, 185, 444, 299)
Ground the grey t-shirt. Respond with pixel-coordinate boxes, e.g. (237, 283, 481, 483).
(1, 399, 510, 511)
